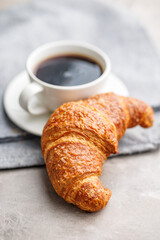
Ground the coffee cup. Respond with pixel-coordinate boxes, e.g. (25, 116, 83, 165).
(19, 41, 111, 115)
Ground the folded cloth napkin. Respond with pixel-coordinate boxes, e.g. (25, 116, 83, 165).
(0, 0, 160, 169)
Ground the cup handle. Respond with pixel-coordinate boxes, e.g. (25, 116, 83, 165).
(19, 82, 49, 115)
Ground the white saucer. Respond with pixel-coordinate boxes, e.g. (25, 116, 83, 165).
(3, 71, 129, 136)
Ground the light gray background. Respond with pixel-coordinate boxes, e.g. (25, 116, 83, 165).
(0, 0, 160, 239)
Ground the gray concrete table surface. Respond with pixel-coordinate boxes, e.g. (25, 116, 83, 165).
(0, 0, 160, 239)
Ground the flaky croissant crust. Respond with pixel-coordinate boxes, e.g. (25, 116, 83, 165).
(41, 92, 154, 212)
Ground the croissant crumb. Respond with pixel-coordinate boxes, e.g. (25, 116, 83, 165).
(41, 92, 154, 212)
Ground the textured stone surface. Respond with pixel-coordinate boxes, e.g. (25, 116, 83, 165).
(0, 148, 160, 239)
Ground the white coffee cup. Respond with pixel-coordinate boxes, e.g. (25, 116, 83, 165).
(19, 41, 111, 115)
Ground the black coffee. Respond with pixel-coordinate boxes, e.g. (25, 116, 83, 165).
(34, 55, 102, 86)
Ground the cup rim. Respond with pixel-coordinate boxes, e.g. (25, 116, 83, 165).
(26, 40, 111, 90)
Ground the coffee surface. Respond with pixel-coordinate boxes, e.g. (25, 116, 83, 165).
(34, 55, 102, 86)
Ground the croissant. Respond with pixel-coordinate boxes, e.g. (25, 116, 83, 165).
(41, 92, 154, 212)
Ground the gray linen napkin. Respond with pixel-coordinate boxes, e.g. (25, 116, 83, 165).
(0, 112, 159, 169)
(0, 0, 160, 169)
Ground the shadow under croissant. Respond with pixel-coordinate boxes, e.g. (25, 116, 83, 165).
(39, 168, 80, 212)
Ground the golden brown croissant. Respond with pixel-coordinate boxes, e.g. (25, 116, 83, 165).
(41, 92, 154, 212)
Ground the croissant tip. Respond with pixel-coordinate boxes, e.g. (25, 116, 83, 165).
(140, 107, 154, 128)
(80, 187, 112, 212)
(106, 188, 112, 199)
